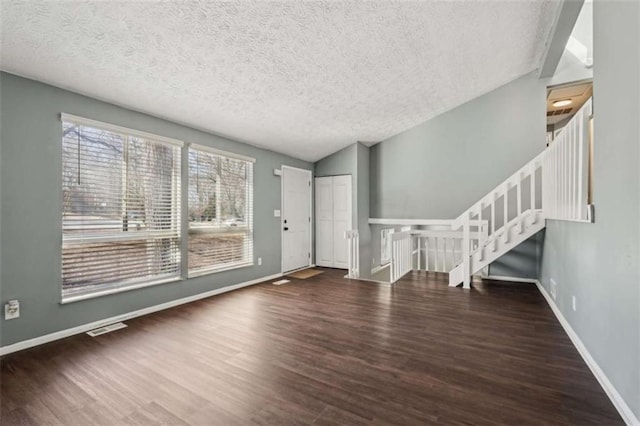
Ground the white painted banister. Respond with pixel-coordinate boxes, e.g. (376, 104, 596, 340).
(451, 151, 545, 232)
(450, 151, 544, 288)
(543, 98, 592, 222)
(411, 228, 486, 273)
(372, 98, 591, 288)
(449, 98, 592, 288)
(390, 231, 412, 283)
(345, 230, 359, 278)
(377, 220, 487, 284)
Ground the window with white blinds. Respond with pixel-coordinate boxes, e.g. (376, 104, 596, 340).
(61, 114, 182, 301)
(188, 144, 254, 276)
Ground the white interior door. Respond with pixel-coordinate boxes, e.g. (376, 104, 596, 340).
(282, 166, 312, 273)
(315, 177, 333, 267)
(332, 175, 352, 269)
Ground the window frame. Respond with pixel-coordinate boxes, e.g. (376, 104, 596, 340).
(186, 143, 255, 278)
(60, 113, 184, 303)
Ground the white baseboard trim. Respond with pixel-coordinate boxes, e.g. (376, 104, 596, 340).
(535, 281, 639, 426)
(0, 272, 283, 357)
(481, 275, 538, 284)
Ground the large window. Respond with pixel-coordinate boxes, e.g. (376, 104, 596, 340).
(188, 144, 254, 276)
(61, 114, 182, 301)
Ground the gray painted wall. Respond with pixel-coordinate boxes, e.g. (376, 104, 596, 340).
(0, 72, 312, 347)
(539, 1, 640, 419)
(356, 143, 371, 279)
(549, 49, 593, 87)
(369, 72, 547, 277)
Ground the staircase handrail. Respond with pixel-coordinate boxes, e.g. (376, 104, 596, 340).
(451, 150, 546, 231)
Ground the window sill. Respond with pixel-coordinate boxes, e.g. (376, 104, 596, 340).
(61, 276, 181, 304)
(188, 261, 254, 279)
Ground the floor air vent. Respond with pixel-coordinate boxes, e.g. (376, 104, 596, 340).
(272, 279, 290, 286)
(86, 322, 128, 337)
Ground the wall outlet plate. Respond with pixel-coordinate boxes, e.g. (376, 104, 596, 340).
(274, 209, 281, 217)
(572, 296, 577, 311)
(550, 278, 557, 300)
(4, 300, 20, 320)
(258, 257, 262, 266)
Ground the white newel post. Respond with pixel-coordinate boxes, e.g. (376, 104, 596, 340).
(462, 215, 471, 289)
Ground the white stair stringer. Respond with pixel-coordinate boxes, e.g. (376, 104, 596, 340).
(449, 209, 545, 287)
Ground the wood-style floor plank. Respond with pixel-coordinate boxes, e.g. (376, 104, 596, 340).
(0, 269, 622, 425)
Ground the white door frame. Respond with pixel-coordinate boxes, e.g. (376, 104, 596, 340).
(281, 165, 313, 273)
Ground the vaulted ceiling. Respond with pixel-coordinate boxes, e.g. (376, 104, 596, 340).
(1, 1, 560, 161)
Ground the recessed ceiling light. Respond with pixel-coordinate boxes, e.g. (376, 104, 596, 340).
(552, 99, 573, 107)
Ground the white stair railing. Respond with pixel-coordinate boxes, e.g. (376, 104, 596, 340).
(387, 223, 487, 283)
(345, 230, 359, 278)
(450, 153, 544, 288)
(543, 98, 592, 221)
(390, 231, 412, 282)
(412, 227, 487, 273)
(450, 97, 593, 288)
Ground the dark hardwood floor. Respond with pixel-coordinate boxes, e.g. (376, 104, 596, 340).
(1, 269, 622, 425)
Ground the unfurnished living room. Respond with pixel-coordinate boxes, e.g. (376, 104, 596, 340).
(0, 0, 638, 425)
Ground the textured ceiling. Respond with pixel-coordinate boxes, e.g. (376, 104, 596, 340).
(1, 1, 559, 161)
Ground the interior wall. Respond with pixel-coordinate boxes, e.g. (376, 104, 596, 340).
(549, 49, 593, 87)
(369, 72, 547, 278)
(0, 72, 312, 347)
(539, 0, 640, 419)
(356, 143, 371, 279)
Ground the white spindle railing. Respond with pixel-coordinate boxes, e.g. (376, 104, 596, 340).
(451, 152, 545, 288)
(543, 98, 592, 222)
(412, 227, 487, 273)
(386, 224, 487, 283)
(390, 231, 412, 283)
(375, 99, 592, 288)
(345, 230, 359, 278)
(450, 97, 592, 288)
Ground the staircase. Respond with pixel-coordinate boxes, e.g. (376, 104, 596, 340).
(447, 150, 546, 288)
(448, 209, 546, 287)
(448, 98, 593, 288)
(358, 98, 592, 287)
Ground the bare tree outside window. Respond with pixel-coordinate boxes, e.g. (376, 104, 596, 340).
(188, 146, 253, 274)
(61, 121, 181, 299)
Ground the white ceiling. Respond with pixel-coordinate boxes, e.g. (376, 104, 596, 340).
(1, 1, 559, 162)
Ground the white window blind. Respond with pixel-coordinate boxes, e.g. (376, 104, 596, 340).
(61, 114, 182, 301)
(188, 144, 254, 276)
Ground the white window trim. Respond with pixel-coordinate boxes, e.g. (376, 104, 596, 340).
(60, 114, 183, 302)
(187, 143, 255, 277)
(59, 115, 259, 303)
(189, 142, 256, 163)
(187, 260, 254, 279)
(61, 113, 184, 148)
(61, 276, 182, 304)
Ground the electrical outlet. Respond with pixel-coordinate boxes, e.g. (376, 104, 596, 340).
(572, 296, 577, 311)
(258, 257, 262, 266)
(550, 279, 557, 300)
(4, 300, 20, 320)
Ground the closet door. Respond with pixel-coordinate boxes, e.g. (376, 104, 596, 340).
(315, 177, 333, 267)
(332, 175, 352, 269)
